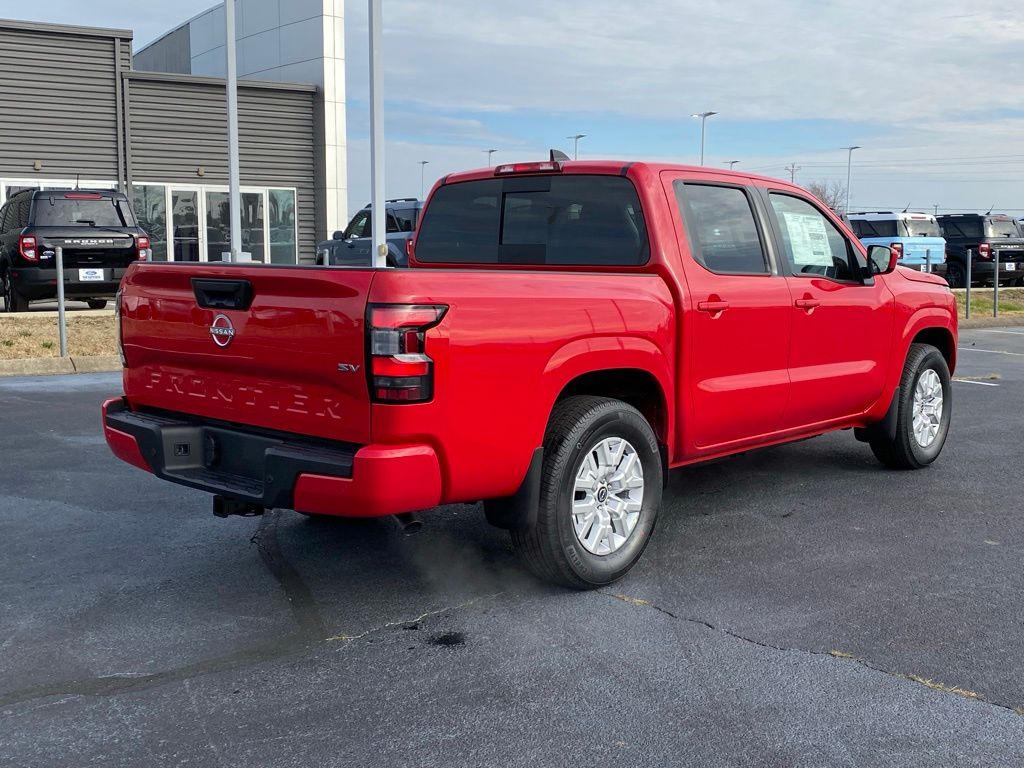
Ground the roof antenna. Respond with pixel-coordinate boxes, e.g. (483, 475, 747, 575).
(902, 202, 910, 213)
(550, 149, 571, 162)
(75, 173, 80, 190)
(985, 204, 994, 215)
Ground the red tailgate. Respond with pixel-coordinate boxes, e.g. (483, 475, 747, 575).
(120, 263, 374, 445)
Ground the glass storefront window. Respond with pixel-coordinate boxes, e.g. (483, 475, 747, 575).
(131, 185, 168, 261)
(172, 190, 201, 262)
(206, 191, 265, 262)
(268, 189, 296, 264)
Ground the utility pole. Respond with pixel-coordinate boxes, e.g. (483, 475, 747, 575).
(483, 149, 497, 166)
(934, 204, 939, 216)
(419, 160, 429, 198)
(785, 163, 801, 183)
(567, 134, 586, 160)
(691, 112, 717, 166)
(224, 0, 242, 261)
(725, 160, 739, 170)
(368, 0, 386, 268)
(842, 146, 861, 214)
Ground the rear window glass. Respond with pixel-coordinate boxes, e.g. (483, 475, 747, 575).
(415, 175, 649, 266)
(390, 207, 419, 232)
(987, 219, 1019, 238)
(939, 218, 983, 238)
(33, 196, 133, 228)
(904, 218, 942, 237)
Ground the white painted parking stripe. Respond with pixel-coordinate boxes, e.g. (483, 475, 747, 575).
(977, 329, 1024, 336)
(953, 378, 1000, 387)
(958, 347, 1024, 357)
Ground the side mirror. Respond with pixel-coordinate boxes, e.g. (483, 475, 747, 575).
(867, 244, 899, 275)
(331, 230, 345, 241)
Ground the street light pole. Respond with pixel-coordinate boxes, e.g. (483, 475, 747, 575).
(842, 145, 861, 214)
(691, 111, 717, 166)
(567, 134, 586, 160)
(224, 0, 242, 261)
(368, 0, 386, 268)
(725, 160, 739, 170)
(419, 160, 429, 198)
(483, 149, 497, 167)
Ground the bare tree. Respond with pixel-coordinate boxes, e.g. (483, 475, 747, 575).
(805, 180, 846, 212)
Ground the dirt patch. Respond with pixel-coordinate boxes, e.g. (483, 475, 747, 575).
(0, 315, 117, 360)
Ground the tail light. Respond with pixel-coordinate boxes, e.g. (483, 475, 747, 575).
(18, 235, 38, 262)
(367, 304, 447, 403)
(115, 288, 126, 367)
(977, 243, 992, 260)
(136, 235, 151, 261)
(890, 242, 904, 260)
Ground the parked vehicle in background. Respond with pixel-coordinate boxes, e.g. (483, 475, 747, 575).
(104, 160, 957, 588)
(315, 198, 422, 267)
(936, 213, 1024, 287)
(848, 212, 946, 274)
(0, 189, 151, 312)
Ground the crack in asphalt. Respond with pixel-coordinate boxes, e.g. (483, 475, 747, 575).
(600, 591, 1024, 717)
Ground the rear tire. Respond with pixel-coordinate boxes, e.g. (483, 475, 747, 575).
(87, 300, 108, 310)
(511, 396, 662, 589)
(2, 269, 28, 312)
(945, 261, 966, 288)
(869, 344, 951, 469)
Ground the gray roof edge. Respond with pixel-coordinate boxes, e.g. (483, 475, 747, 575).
(124, 70, 318, 94)
(0, 17, 133, 40)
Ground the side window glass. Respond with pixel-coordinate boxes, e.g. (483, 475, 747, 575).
(769, 193, 857, 281)
(17, 199, 32, 229)
(674, 182, 768, 274)
(344, 211, 370, 239)
(0, 204, 9, 233)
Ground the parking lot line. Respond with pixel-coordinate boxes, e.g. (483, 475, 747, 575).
(953, 378, 1000, 387)
(977, 329, 1024, 335)
(958, 347, 1024, 357)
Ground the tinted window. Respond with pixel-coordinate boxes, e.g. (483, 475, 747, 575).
(770, 193, 856, 281)
(940, 218, 982, 239)
(674, 183, 767, 274)
(415, 175, 648, 266)
(33, 196, 132, 227)
(390, 207, 418, 232)
(0, 204, 9, 233)
(850, 218, 898, 238)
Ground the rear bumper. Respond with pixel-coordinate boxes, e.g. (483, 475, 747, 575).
(102, 398, 441, 517)
(12, 265, 127, 300)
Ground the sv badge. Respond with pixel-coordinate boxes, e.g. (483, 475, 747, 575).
(337, 363, 361, 373)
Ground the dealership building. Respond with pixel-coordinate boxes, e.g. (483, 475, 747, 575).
(0, 2, 347, 264)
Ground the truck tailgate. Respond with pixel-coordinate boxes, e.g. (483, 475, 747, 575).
(120, 263, 374, 445)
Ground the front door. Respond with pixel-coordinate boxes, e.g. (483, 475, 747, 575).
(761, 190, 894, 429)
(170, 188, 202, 262)
(667, 175, 793, 452)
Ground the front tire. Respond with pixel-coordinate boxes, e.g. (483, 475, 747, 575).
(511, 396, 662, 589)
(869, 344, 952, 469)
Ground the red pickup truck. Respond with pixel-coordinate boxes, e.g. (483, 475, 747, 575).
(104, 160, 957, 588)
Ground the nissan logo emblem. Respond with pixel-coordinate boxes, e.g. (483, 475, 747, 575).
(210, 314, 235, 348)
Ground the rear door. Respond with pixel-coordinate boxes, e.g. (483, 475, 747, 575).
(120, 264, 374, 444)
(759, 189, 893, 429)
(666, 173, 793, 450)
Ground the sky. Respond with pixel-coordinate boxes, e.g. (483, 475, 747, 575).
(4, 0, 1024, 215)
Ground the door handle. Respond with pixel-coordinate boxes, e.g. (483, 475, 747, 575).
(794, 298, 821, 310)
(697, 300, 730, 314)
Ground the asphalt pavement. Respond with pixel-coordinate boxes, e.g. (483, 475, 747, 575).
(2, 328, 1023, 767)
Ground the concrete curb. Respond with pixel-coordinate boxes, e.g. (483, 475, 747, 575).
(960, 316, 1024, 329)
(0, 355, 121, 377)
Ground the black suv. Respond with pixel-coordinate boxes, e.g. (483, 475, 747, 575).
(0, 189, 151, 312)
(936, 213, 1024, 287)
(315, 198, 422, 267)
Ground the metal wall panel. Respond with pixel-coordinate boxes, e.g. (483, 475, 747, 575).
(126, 75, 318, 262)
(0, 26, 124, 179)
